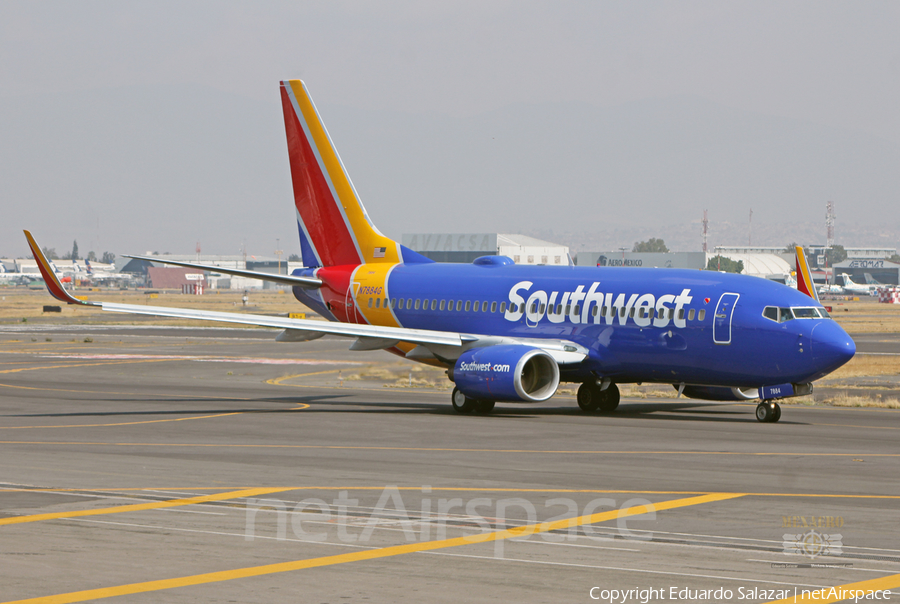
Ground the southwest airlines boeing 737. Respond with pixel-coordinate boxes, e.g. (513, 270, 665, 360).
(24, 80, 855, 423)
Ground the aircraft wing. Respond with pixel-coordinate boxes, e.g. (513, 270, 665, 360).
(24, 231, 588, 362)
(121, 254, 322, 288)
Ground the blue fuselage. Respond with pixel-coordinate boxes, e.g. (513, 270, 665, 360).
(294, 260, 855, 389)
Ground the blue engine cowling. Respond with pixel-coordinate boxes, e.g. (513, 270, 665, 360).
(451, 345, 559, 402)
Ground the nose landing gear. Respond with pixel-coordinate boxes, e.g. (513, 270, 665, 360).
(755, 401, 782, 423)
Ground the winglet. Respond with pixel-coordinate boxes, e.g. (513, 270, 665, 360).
(22, 230, 97, 306)
(794, 245, 820, 303)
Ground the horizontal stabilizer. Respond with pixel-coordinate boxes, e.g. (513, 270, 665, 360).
(122, 254, 321, 288)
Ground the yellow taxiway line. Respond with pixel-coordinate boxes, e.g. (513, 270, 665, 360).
(0, 493, 742, 604)
(0, 486, 296, 527)
(1, 440, 897, 458)
(766, 573, 900, 603)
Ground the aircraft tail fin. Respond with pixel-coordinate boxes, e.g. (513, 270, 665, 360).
(279, 80, 431, 268)
(794, 246, 820, 302)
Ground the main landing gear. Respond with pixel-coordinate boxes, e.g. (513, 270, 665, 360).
(755, 400, 782, 423)
(451, 387, 495, 414)
(577, 381, 620, 413)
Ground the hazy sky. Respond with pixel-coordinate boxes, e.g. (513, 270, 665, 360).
(2, 2, 899, 257)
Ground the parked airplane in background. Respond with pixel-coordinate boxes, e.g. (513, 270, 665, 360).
(864, 273, 883, 286)
(817, 282, 844, 296)
(840, 273, 878, 296)
(25, 80, 856, 423)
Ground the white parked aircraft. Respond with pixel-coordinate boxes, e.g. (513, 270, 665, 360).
(840, 273, 878, 296)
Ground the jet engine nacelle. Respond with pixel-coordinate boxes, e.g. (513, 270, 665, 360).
(450, 345, 559, 402)
(679, 385, 760, 401)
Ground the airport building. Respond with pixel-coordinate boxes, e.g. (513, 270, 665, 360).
(576, 251, 707, 270)
(121, 254, 302, 290)
(401, 233, 571, 265)
(575, 249, 794, 281)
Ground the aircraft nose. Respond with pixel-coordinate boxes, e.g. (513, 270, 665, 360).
(810, 320, 856, 373)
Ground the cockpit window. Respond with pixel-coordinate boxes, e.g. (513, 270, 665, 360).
(763, 305, 832, 322)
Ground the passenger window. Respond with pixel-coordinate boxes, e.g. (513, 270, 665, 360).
(688, 309, 695, 321)
(565, 304, 571, 315)
(414, 299, 420, 310)
(601, 306, 607, 316)
(406, 299, 412, 309)
(491, 301, 497, 313)
(456, 300, 462, 311)
(500, 302, 507, 313)
(678, 309, 684, 320)
(368, 297, 373, 308)
(698, 309, 706, 321)
(439, 300, 446, 311)
(763, 307, 778, 322)
(376, 298, 382, 309)
(431, 300, 437, 311)
(465, 301, 472, 312)
(482, 301, 488, 312)
(539, 303, 546, 314)
(574, 305, 580, 315)
(629, 308, 635, 318)
(591, 306, 598, 316)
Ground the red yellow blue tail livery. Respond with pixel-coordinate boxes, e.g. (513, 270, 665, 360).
(24, 80, 855, 422)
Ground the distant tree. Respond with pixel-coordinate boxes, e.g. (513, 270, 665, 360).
(783, 242, 798, 253)
(632, 238, 669, 253)
(889, 253, 900, 264)
(87, 250, 97, 262)
(825, 244, 847, 265)
(70, 240, 79, 261)
(287, 254, 301, 262)
(706, 255, 744, 273)
(101, 251, 115, 264)
(41, 246, 58, 259)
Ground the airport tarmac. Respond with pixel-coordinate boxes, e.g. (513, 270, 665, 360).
(0, 326, 898, 603)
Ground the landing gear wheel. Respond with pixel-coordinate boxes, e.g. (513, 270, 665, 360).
(451, 387, 476, 414)
(756, 401, 780, 423)
(474, 400, 496, 414)
(577, 382, 601, 412)
(599, 383, 620, 412)
(577, 382, 620, 413)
